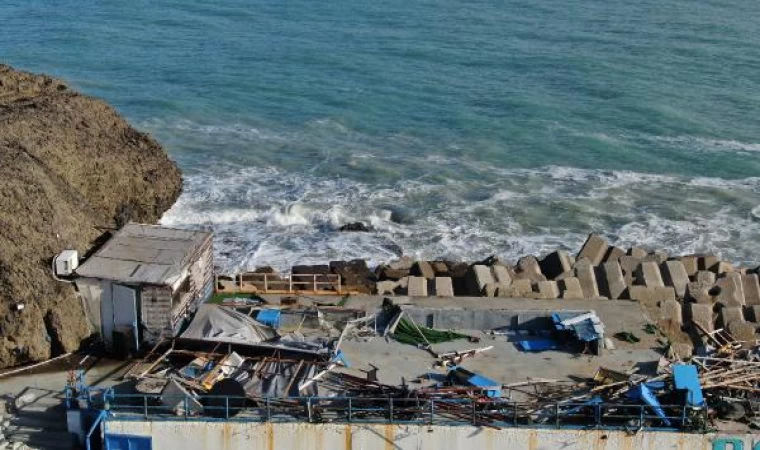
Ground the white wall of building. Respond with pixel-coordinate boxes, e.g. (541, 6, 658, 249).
(105, 420, 756, 450)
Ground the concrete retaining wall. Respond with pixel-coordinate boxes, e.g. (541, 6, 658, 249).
(105, 420, 756, 450)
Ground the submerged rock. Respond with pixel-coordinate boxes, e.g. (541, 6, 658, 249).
(338, 222, 371, 232)
(0, 65, 182, 368)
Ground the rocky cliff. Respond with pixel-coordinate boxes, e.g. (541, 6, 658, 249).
(0, 65, 182, 368)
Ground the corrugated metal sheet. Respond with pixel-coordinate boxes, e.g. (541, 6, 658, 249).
(76, 223, 211, 286)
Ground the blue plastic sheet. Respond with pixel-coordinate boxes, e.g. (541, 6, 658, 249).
(673, 364, 705, 407)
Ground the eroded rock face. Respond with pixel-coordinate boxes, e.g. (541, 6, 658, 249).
(0, 65, 182, 368)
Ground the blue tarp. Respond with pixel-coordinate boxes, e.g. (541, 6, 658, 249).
(518, 339, 559, 352)
(551, 312, 601, 342)
(627, 384, 671, 426)
(673, 364, 705, 407)
(448, 366, 501, 398)
(256, 309, 282, 329)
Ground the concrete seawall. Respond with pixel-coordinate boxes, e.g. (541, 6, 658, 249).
(105, 420, 756, 450)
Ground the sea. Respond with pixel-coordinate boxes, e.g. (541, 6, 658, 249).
(2, 0, 760, 272)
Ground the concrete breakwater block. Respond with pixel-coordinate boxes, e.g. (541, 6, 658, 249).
(715, 273, 745, 306)
(719, 306, 745, 328)
(514, 256, 546, 282)
(574, 259, 599, 298)
(599, 261, 627, 299)
(433, 277, 454, 297)
(680, 255, 699, 277)
(411, 261, 435, 280)
(698, 255, 720, 272)
(742, 274, 760, 306)
(635, 261, 664, 288)
(688, 303, 714, 333)
(745, 305, 760, 323)
(660, 299, 683, 327)
(628, 247, 648, 259)
(492, 265, 513, 285)
(539, 251, 572, 280)
(685, 282, 715, 304)
(559, 277, 584, 299)
(467, 265, 494, 295)
(603, 246, 626, 263)
(629, 286, 675, 303)
(407, 276, 428, 297)
(662, 260, 689, 298)
(535, 280, 560, 299)
(577, 234, 609, 266)
(696, 270, 716, 285)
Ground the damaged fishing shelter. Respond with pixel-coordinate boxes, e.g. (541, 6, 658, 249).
(73, 223, 214, 356)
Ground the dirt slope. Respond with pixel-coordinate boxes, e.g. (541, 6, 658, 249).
(0, 64, 182, 368)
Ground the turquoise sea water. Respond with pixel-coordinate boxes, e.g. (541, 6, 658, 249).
(3, 0, 760, 270)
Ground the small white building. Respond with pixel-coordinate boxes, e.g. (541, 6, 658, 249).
(75, 223, 213, 353)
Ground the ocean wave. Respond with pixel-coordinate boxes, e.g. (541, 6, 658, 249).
(161, 161, 760, 272)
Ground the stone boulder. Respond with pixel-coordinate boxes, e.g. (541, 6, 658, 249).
(330, 260, 375, 294)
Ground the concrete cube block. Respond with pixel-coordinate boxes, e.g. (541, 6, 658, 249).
(514, 256, 546, 282)
(559, 277, 584, 299)
(711, 261, 735, 274)
(535, 280, 560, 299)
(577, 233, 609, 266)
(661, 260, 689, 298)
(407, 276, 428, 297)
(685, 282, 715, 304)
(727, 322, 757, 347)
(627, 247, 648, 259)
(599, 261, 627, 299)
(539, 251, 572, 280)
(745, 305, 760, 323)
(688, 303, 714, 333)
(434, 277, 454, 297)
(660, 299, 683, 328)
(512, 279, 533, 296)
(467, 265, 494, 295)
(603, 246, 626, 263)
(635, 261, 664, 287)
(668, 341, 694, 359)
(698, 255, 719, 271)
(680, 256, 699, 277)
(696, 270, 716, 285)
(719, 306, 745, 328)
(574, 259, 599, 298)
(715, 272, 745, 306)
(492, 265, 513, 285)
(629, 286, 675, 303)
(742, 274, 760, 306)
(411, 261, 435, 279)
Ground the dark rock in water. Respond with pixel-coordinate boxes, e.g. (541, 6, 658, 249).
(338, 222, 371, 232)
(476, 255, 501, 267)
(330, 260, 375, 294)
(0, 65, 182, 368)
(376, 265, 410, 281)
(253, 266, 276, 274)
(411, 261, 435, 280)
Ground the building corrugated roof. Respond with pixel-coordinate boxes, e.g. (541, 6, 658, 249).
(75, 223, 212, 286)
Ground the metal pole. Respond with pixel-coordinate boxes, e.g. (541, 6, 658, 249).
(513, 402, 518, 426)
(225, 396, 229, 420)
(338, 275, 342, 294)
(389, 398, 394, 424)
(264, 274, 268, 293)
(143, 396, 148, 419)
(307, 398, 313, 423)
(429, 400, 435, 425)
(639, 405, 644, 428)
(266, 397, 271, 422)
(348, 398, 352, 423)
(289, 276, 293, 293)
(555, 402, 560, 427)
(313, 274, 317, 292)
(184, 396, 189, 418)
(472, 399, 476, 425)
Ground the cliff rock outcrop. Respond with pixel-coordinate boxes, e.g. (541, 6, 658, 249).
(0, 65, 182, 368)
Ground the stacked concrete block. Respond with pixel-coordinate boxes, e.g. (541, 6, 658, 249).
(719, 306, 745, 328)
(629, 286, 676, 303)
(635, 261, 665, 287)
(434, 277, 454, 297)
(688, 303, 714, 333)
(510, 279, 533, 296)
(514, 256, 546, 282)
(669, 342, 694, 359)
(467, 265, 494, 295)
(539, 251, 572, 280)
(577, 234, 609, 266)
(711, 261, 735, 274)
(411, 261, 435, 279)
(484, 283, 499, 297)
(696, 271, 716, 285)
(574, 259, 599, 298)
(680, 256, 699, 278)
(535, 281, 560, 299)
(685, 282, 716, 304)
(660, 299, 683, 328)
(492, 265, 513, 286)
(376, 280, 398, 295)
(649, 250, 669, 264)
(727, 322, 757, 348)
(661, 260, 689, 298)
(627, 247, 648, 259)
(431, 261, 449, 275)
(619, 255, 642, 285)
(742, 274, 760, 306)
(603, 246, 626, 263)
(599, 261, 627, 299)
(559, 277, 584, 299)
(407, 276, 428, 297)
(715, 272, 745, 306)
(698, 255, 720, 271)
